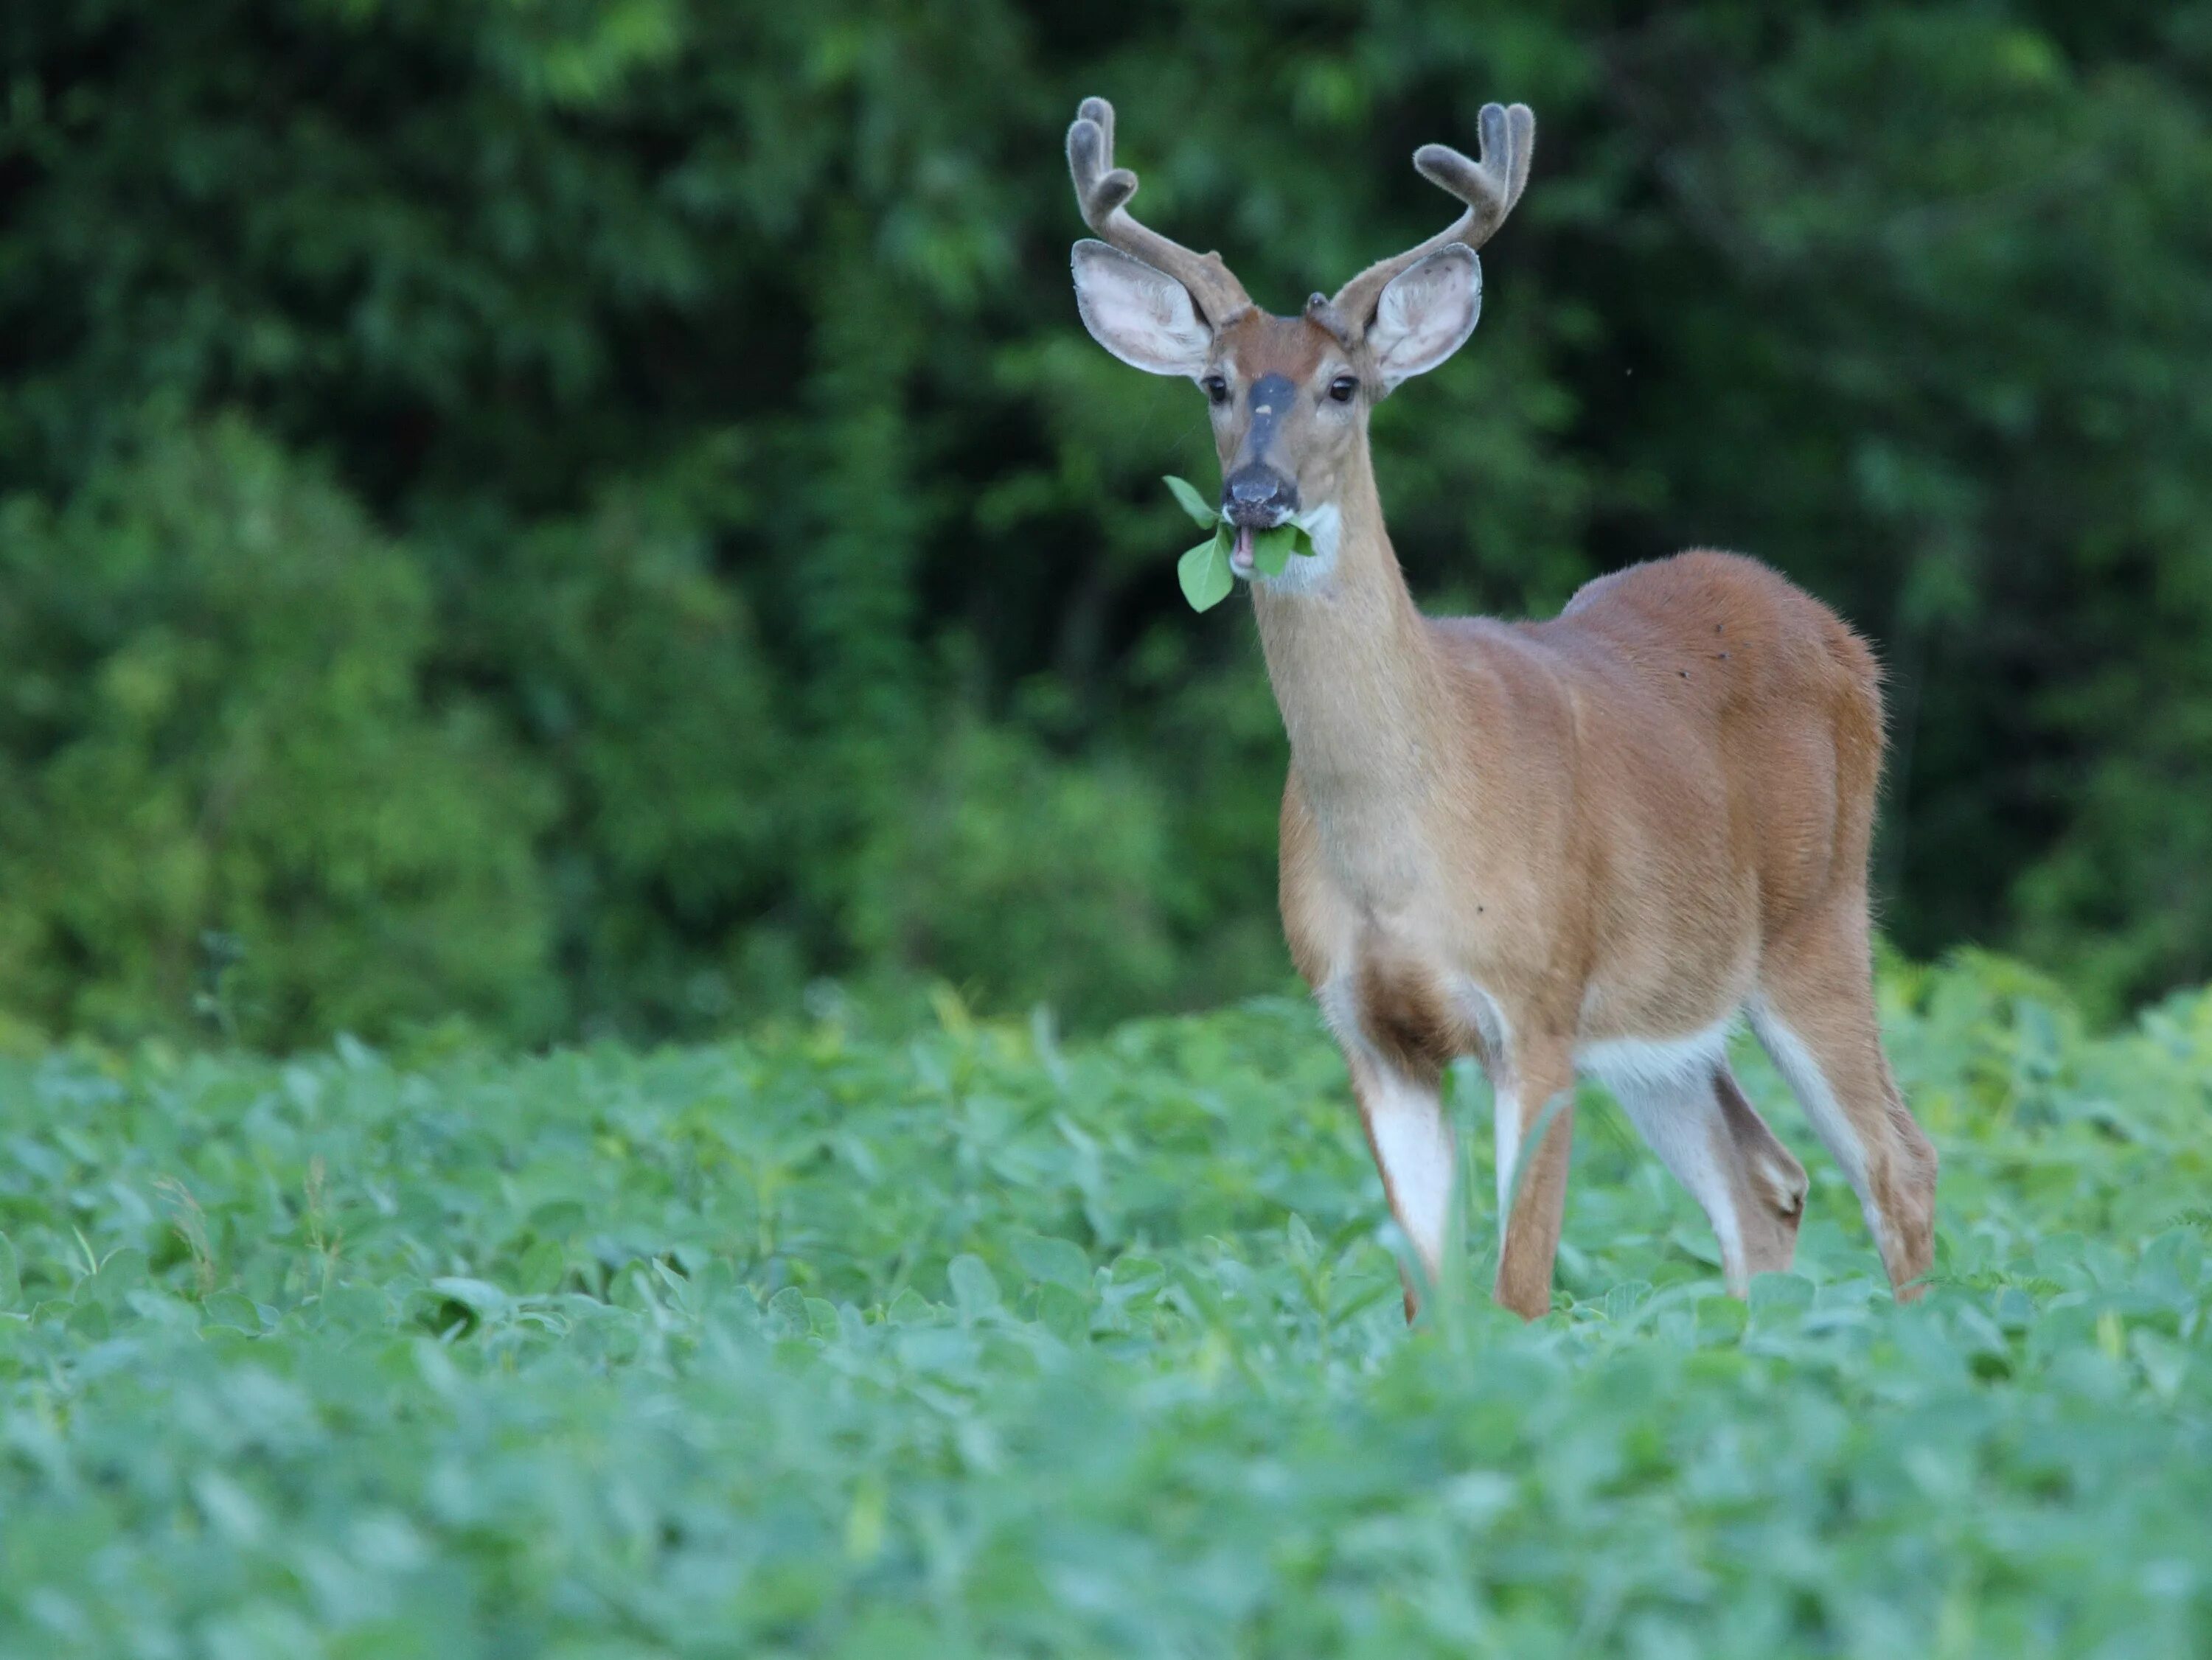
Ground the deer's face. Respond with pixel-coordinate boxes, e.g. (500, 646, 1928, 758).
(1065, 97, 1528, 582)
(1203, 311, 1363, 535)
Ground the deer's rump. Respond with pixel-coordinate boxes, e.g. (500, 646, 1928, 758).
(1585, 548, 1878, 930)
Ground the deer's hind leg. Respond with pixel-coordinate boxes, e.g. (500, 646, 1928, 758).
(1604, 1054, 1808, 1294)
(1492, 1037, 1578, 1321)
(1750, 902, 1938, 1297)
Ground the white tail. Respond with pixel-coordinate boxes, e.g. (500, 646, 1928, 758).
(1068, 97, 1938, 1319)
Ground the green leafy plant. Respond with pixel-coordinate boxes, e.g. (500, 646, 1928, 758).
(6, 5, 2212, 1040)
(1, 953, 2209, 1655)
(1164, 475, 1316, 611)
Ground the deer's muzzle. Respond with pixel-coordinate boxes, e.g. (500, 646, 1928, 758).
(1222, 464, 1298, 529)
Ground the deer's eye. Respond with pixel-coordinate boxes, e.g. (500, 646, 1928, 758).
(1327, 375, 1359, 403)
(1202, 375, 1231, 406)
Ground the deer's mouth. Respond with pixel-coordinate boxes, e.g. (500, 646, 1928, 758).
(1229, 523, 1256, 576)
(1223, 498, 1295, 577)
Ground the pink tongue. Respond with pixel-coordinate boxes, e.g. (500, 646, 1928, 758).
(1233, 524, 1255, 571)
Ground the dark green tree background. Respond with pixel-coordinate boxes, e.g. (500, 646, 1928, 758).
(3, 0, 2207, 1045)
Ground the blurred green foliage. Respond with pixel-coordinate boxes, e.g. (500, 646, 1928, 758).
(0, 416, 555, 1039)
(4, 1, 2211, 1043)
(2, 954, 2210, 1652)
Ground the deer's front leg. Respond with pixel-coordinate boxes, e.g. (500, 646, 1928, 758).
(1492, 1039, 1576, 1319)
(1346, 1051, 1455, 1322)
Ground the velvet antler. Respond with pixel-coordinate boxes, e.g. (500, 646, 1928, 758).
(1067, 97, 1253, 328)
(1328, 102, 1534, 335)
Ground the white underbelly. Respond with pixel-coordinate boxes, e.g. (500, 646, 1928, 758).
(1447, 973, 1739, 1094)
(1575, 1021, 1734, 1095)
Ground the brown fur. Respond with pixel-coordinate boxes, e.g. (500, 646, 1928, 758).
(1068, 96, 1936, 1321)
(1352, 951, 1464, 1082)
(1217, 311, 1337, 387)
(1711, 1069, 1810, 1274)
(1262, 436, 1935, 1315)
(1204, 290, 1935, 1325)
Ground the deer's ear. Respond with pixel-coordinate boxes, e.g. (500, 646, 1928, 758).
(1072, 240, 1213, 376)
(1366, 244, 1483, 391)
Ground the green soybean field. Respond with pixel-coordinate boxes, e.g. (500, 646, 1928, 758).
(2, 953, 2208, 1659)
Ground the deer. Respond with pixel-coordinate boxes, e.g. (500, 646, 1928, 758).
(1065, 96, 1938, 1320)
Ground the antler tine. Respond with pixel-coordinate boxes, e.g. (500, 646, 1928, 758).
(1068, 97, 1253, 327)
(1330, 102, 1535, 332)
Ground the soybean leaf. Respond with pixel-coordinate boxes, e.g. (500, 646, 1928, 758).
(1010, 1230, 1092, 1292)
(948, 1254, 1001, 1318)
(1178, 528, 1234, 611)
(1251, 525, 1299, 576)
(1292, 524, 1317, 557)
(430, 1275, 509, 1315)
(1164, 475, 1219, 529)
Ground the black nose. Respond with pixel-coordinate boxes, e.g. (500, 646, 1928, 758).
(1222, 466, 1298, 526)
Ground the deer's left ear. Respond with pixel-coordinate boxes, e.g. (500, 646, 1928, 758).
(1366, 244, 1483, 392)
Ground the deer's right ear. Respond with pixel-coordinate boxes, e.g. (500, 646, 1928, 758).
(1071, 240, 1212, 377)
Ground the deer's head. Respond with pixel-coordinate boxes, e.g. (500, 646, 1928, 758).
(1068, 98, 1534, 578)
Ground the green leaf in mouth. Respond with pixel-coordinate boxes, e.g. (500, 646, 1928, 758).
(1162, 475, 1220, 529)
(1178, 525, 1234, 611)
(1164, 478, 1314, 607)
(1248, 524, 1315, 576)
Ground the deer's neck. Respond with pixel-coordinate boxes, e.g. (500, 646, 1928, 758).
(1251, 458, 1456, 873)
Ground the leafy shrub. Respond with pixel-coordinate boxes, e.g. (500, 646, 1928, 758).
(845, 717, 1180, 1024)
(437, 450, 794, 1035)
(0, 414, 557, 1045)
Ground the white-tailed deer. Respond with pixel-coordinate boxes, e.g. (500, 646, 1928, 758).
(1067, 97, 1938, 1319)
